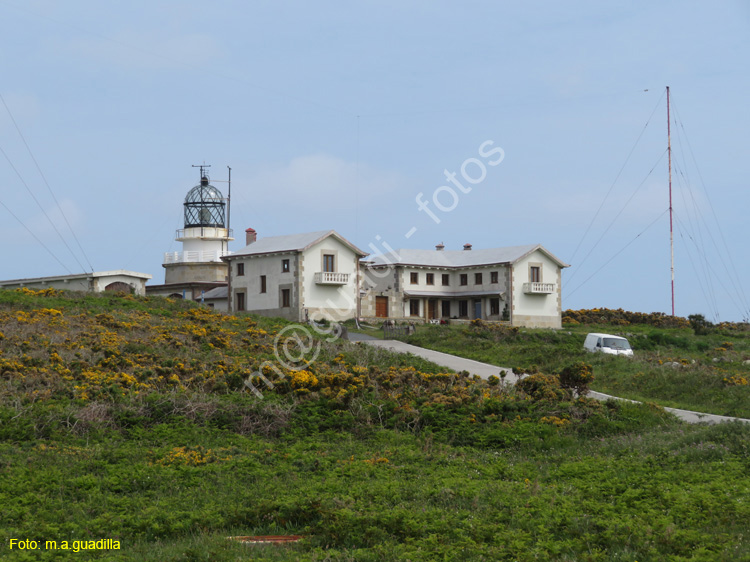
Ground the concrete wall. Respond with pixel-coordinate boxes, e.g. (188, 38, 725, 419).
(0, 271, 151, 296)
(361, 264, 509, 321)
(91, 272, 151, 295)
(229, 236, 361, 322)
(203, 299, 229, 312)
(511, 250, 563, 328)
(164, 262, 228, 284)
(400, 265, 509, 320)
(146, 283, 225, 301)
(230, 252, 300, 321)
(182, 238, 226, 254)
(0, 277, 93, 293)
(360, 265, 402, 318)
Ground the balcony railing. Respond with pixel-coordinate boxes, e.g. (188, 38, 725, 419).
(163, 250, 231, 265)
(314, 272, 350, 285)
(523, 282, 555, 294)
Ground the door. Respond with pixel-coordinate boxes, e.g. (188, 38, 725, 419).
(428, 299, 437, 319)
(474, 299, 482, 319)
(376, 296, 388, 318)
(441, 300, 451, 318)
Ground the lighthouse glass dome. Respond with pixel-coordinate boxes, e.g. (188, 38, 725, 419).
(183, 181, 226, 228)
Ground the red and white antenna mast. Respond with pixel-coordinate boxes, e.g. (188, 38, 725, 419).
(667, 86, 675, 316)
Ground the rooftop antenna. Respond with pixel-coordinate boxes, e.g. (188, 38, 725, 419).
(192, 163, 211, 186)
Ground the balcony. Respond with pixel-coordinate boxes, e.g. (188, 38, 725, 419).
(175, 227, 233, 241)
(164, 250, 231, 265)
(314, 272, 350, 285)
(522, 282, 555, 294)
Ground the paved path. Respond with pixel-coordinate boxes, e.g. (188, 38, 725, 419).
(346, 331, 381, 342)
(355, 339, 750, 425)
(362, 339, 519, 383)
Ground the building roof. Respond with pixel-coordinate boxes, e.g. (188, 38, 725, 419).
(201, 286, 228, 300)
(365, 244, 569, 269)
(145, 281, 225, 292)
(226, 229, 368, 258)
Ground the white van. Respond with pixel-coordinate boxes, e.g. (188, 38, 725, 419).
(583, 333, 633, 357)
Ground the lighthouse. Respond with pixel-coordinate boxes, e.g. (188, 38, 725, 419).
(162, 166, 234, 284)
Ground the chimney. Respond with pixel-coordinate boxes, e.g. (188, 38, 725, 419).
(435, 242, 445, 251)
(463, 243, 472, 251)
(245, 227, 257, 245)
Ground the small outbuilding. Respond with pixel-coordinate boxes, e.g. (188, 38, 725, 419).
(0, 270, 153, 296)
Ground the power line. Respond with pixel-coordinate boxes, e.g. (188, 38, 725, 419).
(567, 90, 666, 267)
(0, 197, 72, 274)
(0, 142, 87, 273)
(566, 148, 667, 287)
(671, 99, 750, 319)
(674, 214, 721, 321)
(672, 163, 718, 319)
(566, 209, 668, 299)
(0, 92, 94, 272)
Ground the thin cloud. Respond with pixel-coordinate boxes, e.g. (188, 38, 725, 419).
(59, 29, 222, 70)
(242, 154, 408, 211)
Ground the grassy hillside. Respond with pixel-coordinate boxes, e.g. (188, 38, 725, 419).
(396, 311, 750, 418)
(2, 291, 750, 561)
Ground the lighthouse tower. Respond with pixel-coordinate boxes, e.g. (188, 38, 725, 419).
(163, 167, 234, 284)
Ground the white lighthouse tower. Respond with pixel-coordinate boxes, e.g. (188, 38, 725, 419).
(162, 166, 234, 284)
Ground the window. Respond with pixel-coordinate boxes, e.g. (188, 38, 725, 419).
(441, 300, 451, 317)
(475, 273, 482, 285)
(410, 272, 419, 284)
(282, 259, 290, 273)
(458, 300, 468, 318)
(530, 266, 541, 283)
(426, 273, 434, 285)
(442, 274, 450, 286)
(323, 254, 335, 273)
(236, 262, 245, 276)
(236, 292, 245, 312)
(281, 289, 291, 308)
(409, 299, 420, 316)
(490, 298, 500, 315)
(260, 275, 266, 293)
(460, 274, 468, 286)
(490, 271, 498, 284)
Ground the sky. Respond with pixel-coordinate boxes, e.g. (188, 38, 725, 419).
(1, 0, 749, 321)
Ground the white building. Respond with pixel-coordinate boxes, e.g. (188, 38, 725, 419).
(223, 229, 367, 322)
(361, 243, 569, 328)
(0, 270, 152, 296)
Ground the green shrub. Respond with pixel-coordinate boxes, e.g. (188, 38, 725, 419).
(515, 373, 569, 402)
(558, 362, 594, 396)
(688, 313, 714, 335)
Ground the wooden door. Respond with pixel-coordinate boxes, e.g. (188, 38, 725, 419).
(428, 299, 437, 319)
(376, 296, 388, 318)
